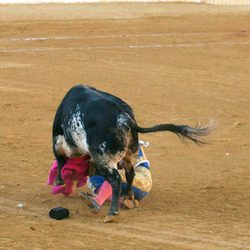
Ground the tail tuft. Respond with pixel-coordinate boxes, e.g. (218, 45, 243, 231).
(134, 119, 216, 145)
(179, 120, 216, 144)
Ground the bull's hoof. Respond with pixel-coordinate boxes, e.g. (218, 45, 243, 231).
(104, 215, 118, 223)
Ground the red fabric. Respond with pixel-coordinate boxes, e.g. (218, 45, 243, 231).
(48, 157, 89, 196)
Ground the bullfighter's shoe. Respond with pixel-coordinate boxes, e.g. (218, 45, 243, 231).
(79, 191, 101, 213)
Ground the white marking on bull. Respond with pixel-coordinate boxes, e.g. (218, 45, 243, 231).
(117, 113, 130, 127)
(68, 105, 89, 155)
(96, 151, 126, 172)
(55, 135, 73, 157)
(99, 141, 107, 154)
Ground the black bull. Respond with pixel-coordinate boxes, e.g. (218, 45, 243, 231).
(52, 84, 214, 222)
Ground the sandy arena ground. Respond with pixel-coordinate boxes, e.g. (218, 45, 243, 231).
(0, 3, 250, 249)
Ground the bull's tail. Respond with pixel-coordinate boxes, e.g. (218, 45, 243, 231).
(134, 120, 216, 144)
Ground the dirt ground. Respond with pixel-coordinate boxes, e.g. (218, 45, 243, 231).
(0, 3, 250, 249)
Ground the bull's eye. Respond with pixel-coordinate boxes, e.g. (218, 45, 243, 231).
(77, 122, 80, 127)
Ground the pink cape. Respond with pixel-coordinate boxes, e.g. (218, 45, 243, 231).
(48, 157, 89, 196)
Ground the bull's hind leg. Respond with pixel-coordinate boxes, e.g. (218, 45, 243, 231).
(93, 159, 122, 223)
(122, 130, 139, 206)
(105, 168, 122, 222)
(123, 159, 135, 199)
(122, 158, 139, 209)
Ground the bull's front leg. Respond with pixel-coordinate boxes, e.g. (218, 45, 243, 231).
(55, 156, 66, 186)
(52, 136, 66, 186)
